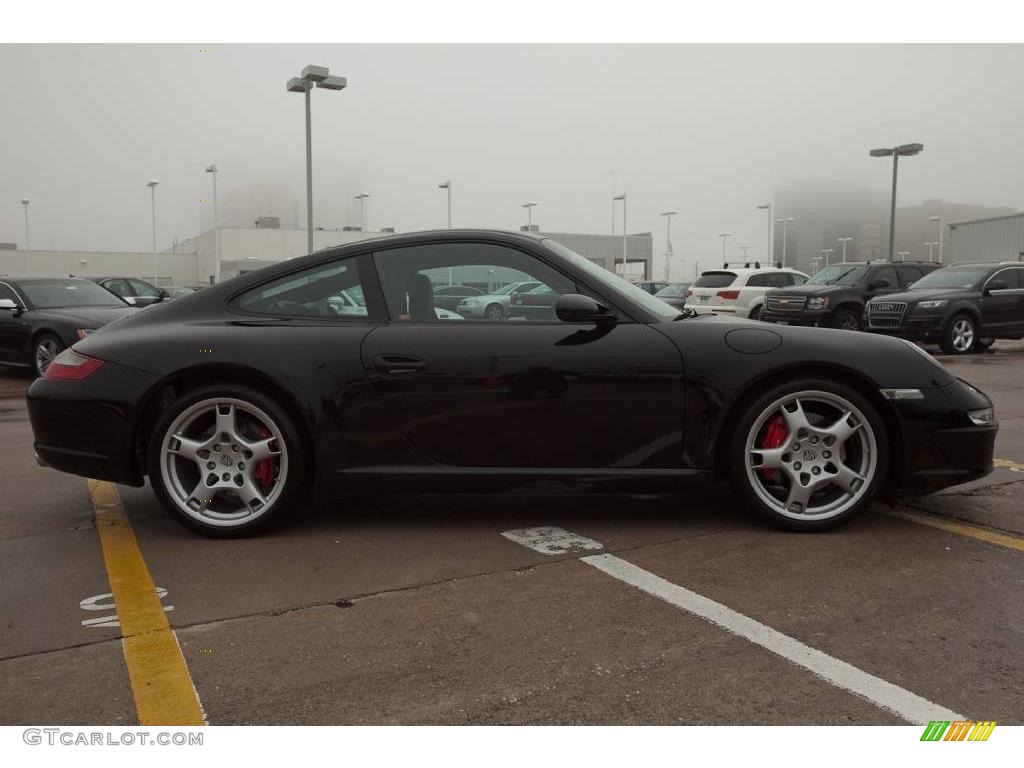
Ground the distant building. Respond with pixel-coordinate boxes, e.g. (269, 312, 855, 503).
(948, 212, 1024, 264)
(892, 199, 1017, 263)
(535, 229, 654, 280)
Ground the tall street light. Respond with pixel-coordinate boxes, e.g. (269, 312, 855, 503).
(660, 210, 677, 281)
(613, 194, 627, 275)
(821, 247, 834, 268)
(287, 64, 348, 256)
(20, 198, 31, 269)
(355, 193, 370, 231)
(146, 180, 159, 283)
(756, 202, 773, 262)
(522, 201, 538, 229)
(870, 142, 924, 261)
(205, 165, 220, 284)
(837, 236, 853, 263)
(929, 215, 944, 263)
(438, 181, 452, 227)
(925, 241, 939, 262)
(897, 250, 911, 262)
(717, 232, 732, 265)
(740, 245, 751, 262)
(775, 217, 794, 267)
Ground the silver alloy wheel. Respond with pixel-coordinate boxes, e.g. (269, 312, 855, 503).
(34, 337, 61, 376)
(744, 390, 878, 522)
(951, 318, 975, 352)
(485, 303, 504, 320)
(159, 397, 289, 528)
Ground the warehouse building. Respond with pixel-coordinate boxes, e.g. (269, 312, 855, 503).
(948, 212, 1024, 264)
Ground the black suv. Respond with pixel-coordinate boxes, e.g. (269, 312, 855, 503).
(865, 262, 1024, 354)
(761, 261, 942, 331)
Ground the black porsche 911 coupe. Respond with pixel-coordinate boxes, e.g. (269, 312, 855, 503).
(26, 230, 997, 537)
(0, 277, 138, 377)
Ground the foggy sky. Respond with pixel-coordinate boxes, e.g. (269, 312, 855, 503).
(2, 44, 1022, 274)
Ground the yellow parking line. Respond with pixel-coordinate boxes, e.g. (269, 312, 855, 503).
(884, 507, 1024, 553)
(88, 479, 206, 726)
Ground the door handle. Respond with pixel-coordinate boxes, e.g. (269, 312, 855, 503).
(373, 354, 428, 376)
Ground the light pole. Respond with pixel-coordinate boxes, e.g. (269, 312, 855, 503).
(287, 65, 347, 256)
(438, 181, 452, 227)
(20, 198, 31, 270)
(924, 241, 939, 262)
(870, 142, 924, 261)
(821, 247, 834, 268)
(717, 233, 732, 265)
(897, 250, 911, 262)
(613, 194, 627, 275)
(522, 201, 538, 230)
(146, 180, 158, 284)
(929, 215, 944, 263)
(756, 202, 773, 262)
(775, 217, 794, 267)
(355, 193, 370, 231)
(837, 236, 853, 263)
(660, 210, 677, 281)
(740, 245, 751, 263)
(205, 165, 220, 284)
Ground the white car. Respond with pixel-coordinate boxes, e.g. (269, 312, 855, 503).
(328, 288, 462, 320)
(687, 265, 809, 320)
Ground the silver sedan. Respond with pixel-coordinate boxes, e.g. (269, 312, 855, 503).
(455, 281, 542, 319)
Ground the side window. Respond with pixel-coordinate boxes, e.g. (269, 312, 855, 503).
(234, 255, 367, 318)
(103, 279, 131, 297)
(873, 266, 898, 288)
(130, 279, 161, 298)
(989, 269, 1020, 290)
(372, 243, 577, 323)
(898, 265, 923, 287)
(0, 283, 18, 303)
(771, 273, 795, 288)
(790, 273, 808, 286)
(746, 274, 772, 288)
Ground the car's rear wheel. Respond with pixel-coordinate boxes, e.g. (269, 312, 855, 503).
(484, 302, 505, 320)
(940, 314, 977, 355)
(33, 334, 64, 378)
(729, 379, 887, 530)
(147, 385, 310, 537)
(747, 305, 763, 321)
(832, 309, 862, 331)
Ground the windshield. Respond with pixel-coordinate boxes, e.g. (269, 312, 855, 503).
(908, 267, 991, 290)
(807, 265, 868, 286)
(541, 239, 679, 320)
(19, 279, 128, 309)
(655, 283, 689, 298)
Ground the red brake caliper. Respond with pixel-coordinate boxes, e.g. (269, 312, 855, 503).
(758, 413, 788, 483)
(254, 427, 276, 487)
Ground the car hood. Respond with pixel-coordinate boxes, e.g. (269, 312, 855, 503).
(768, 284, 848, 297)
(31, 305, 139, 327)
(867, 288, 971, 303)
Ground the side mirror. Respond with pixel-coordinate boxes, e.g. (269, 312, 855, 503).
(159, 290, 169, 300)
(555, 294, 616, 324)
(985, 279, 1008, 294)
(0, 298, 19, 311)
(867, 279, 890, 291)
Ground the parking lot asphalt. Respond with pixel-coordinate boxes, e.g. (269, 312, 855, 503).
(0, 342, 1021, 725)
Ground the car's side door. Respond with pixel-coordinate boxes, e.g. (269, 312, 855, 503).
(979, 267, 1022, 333)
(359, 240, 686, 469)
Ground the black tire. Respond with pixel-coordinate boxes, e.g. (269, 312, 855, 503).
(940, 314, 978, 355)
(831, 308, 862, 331)
(146, 384, 311, 537)
(748, 305, 763, 321)
(975, 337, 995, 352)
(728, 378, 888, 531)
(33, 333, 64, 378)
(484, 303, 505, 320)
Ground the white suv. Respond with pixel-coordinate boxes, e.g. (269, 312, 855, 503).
(687, 264, 809, 320)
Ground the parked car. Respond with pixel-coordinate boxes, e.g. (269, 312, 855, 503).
(0, 277, 138, 376)
(653, 282, 691, 310)
(328, 286, 461, 320)
(865, 262, 1024, 354)
(761, 261, 942, 331)
(433, 284, 485, 312)
(27, 229, 995, 537)
(687, 265, 809, 320)
(508, 284, 562, 320)
(162, 285, 196, 299)
(455, 281, 542, 319)
(633, 281, 671, 295)
(90, 276, 168, 307)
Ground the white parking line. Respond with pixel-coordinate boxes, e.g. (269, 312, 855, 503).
(501, 527, 965, 724)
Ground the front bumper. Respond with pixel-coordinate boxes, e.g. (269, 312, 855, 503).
(866, 310, 946, 340)
(891, 377, 997, 495)
(27, 358, 162, 486)
(761, 309, 832, 327)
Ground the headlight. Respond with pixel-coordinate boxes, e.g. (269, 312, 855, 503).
(807, 297, 830, 310)
(968, 407, 996, 426)
(916, 299, 948, 309)
(75, 329, 94, 340)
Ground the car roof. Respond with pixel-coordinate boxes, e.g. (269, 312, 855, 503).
(702, 267, 806, 275)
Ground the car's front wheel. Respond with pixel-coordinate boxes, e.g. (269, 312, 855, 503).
(33, 334, 64, 378)
(729, 379, 888, 530)
(147, 385, 310, 537)
(484, 302, 505, 320)
(832, 309, 862, 331)
(940, 314, 977, 355)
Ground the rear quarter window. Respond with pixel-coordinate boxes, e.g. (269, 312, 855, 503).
(694, 272, 737, 288)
